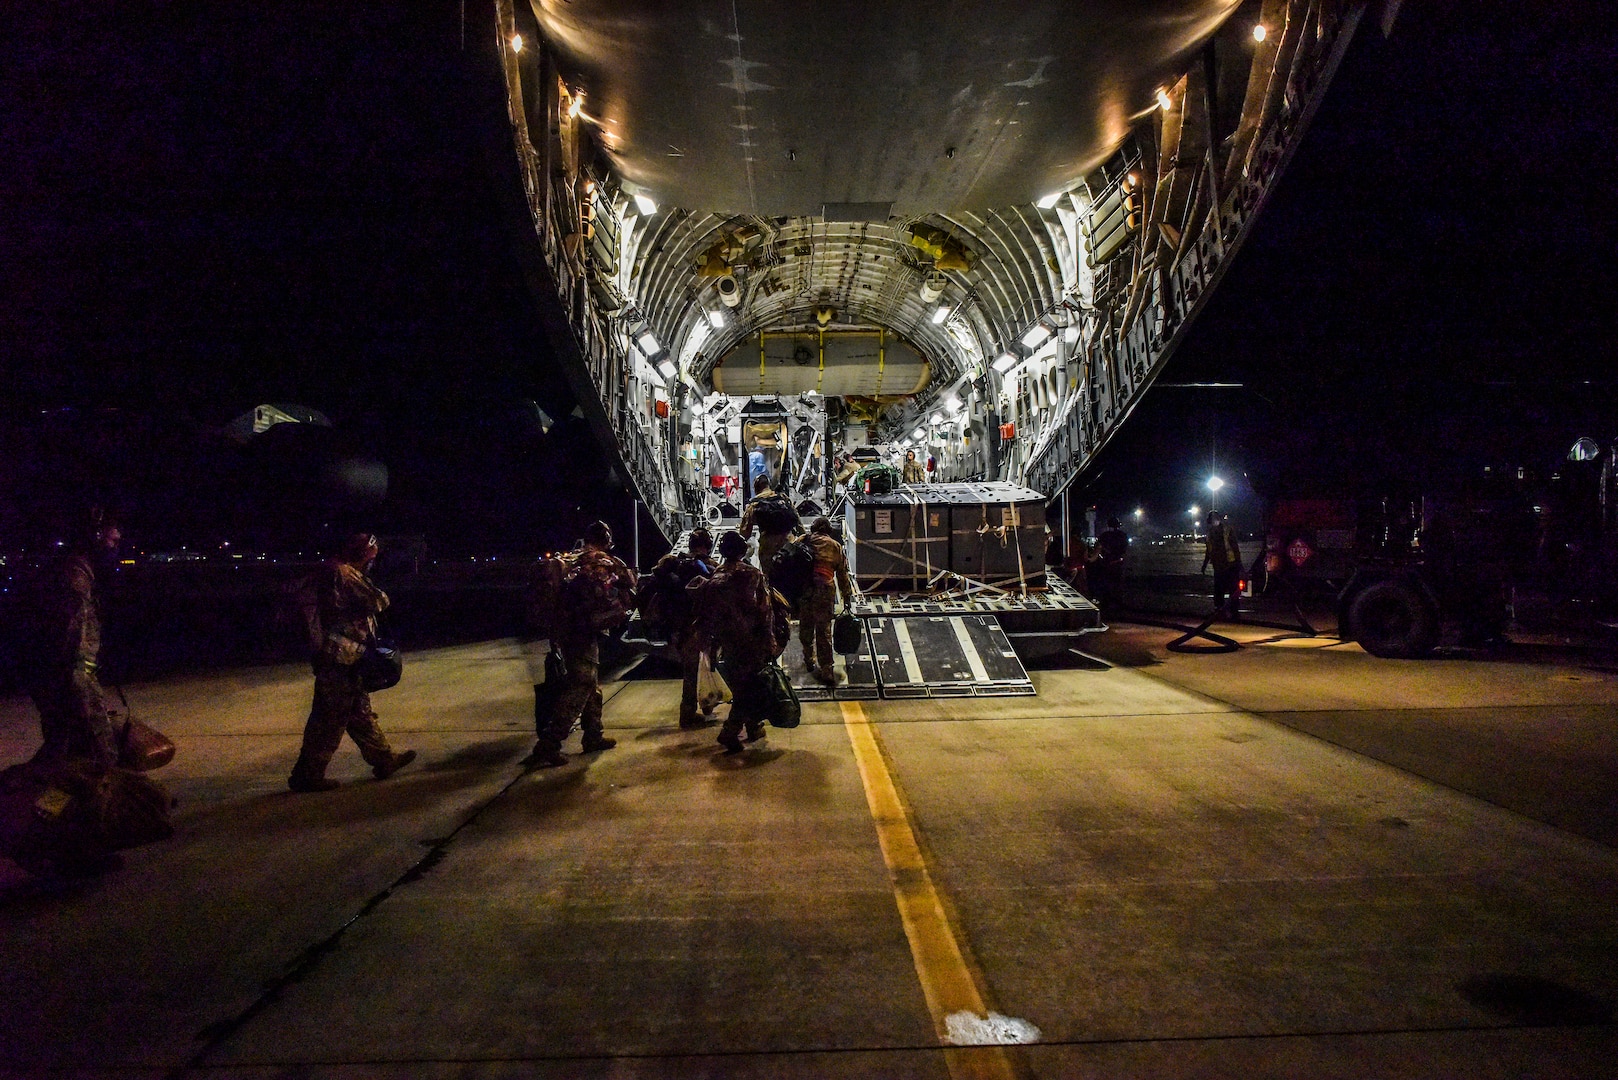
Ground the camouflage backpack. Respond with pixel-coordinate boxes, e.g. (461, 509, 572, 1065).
(524, 552, 576, 639)
(563, 551, 636, 633)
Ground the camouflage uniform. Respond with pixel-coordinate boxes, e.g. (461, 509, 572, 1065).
(797, 533, 854, 679)
(289, 560, 400, 785)
(542, 547, 636, 751)
(690, 559, 776, 745)
(25, 555, 117, 771)
(646, 551, 715, 726)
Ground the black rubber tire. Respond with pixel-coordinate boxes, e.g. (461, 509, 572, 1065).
(1347, 580, 1439, 658)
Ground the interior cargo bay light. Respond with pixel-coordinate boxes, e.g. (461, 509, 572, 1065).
(636, 329, 662, 356)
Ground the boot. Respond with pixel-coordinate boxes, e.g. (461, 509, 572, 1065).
(372, 749, 417, 780)
(527, 739, 568, 768)
(744, 723, 767, 743)
(580, 733, 617, 753)
(288, 769, 341, 793)
(717, 732, 744, 754)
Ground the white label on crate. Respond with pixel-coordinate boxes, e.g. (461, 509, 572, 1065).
(874, 509, 893, 535)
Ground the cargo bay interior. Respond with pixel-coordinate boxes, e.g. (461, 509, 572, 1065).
(494, 1, 1369, 693)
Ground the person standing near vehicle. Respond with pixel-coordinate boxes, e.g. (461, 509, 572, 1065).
(288, 532, 416, 792)
(1093, 517, 1129, 617)
(797, 518, 854, 685)
(643, 528, 717, 728)
(1201, 511, 1243, 620)
(902, 449, 926, 485)
(534, 521, 637, 766)
(690, 530, 777, 753)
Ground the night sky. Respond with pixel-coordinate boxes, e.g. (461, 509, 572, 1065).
(3, 2, 1615, 550)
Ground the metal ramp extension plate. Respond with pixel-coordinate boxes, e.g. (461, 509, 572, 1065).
(864, 615, 1034, 698)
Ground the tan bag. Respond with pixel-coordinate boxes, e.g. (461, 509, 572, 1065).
(117, 716, 176, 772)
(696, 651, 732, 711)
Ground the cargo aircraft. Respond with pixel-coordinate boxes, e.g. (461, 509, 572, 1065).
(477, 0, 1388, 690)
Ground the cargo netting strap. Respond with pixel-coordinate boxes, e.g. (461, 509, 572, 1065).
(974, 504, 1029, 596)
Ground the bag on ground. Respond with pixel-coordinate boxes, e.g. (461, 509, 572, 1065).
(117, 716, 176, 772)
(696, 650, 732, 711)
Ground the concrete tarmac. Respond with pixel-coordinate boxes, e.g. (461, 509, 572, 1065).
(3, 631, 1616, 1078)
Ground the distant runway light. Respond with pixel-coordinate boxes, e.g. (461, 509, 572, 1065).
(1134, 508, 1144, 518)
(1207, 476, 1225, 492)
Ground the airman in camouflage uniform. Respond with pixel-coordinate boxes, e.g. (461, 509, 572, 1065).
(797, 517, 855, 684)
(644, 528, 716, 728)
(534, 522, 636, 766)
(24, 514, 123, 772)
(690, 530, 777, 753)
(288, 533, 416, 792)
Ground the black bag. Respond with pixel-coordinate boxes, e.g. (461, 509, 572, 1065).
(769, 536, 817, 605)
(751, 494, 799, 534)
(833, 612, 862, 654)
(762, 662, 801, 728)
(357, 641, 403, 693)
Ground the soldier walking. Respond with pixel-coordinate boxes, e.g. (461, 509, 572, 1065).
(797, 518, 854, 685)
(533, 521, 637, 767)
(690, 531, 778, 753)
(642, 528, 716, 728)
(288, 533, 416, 792)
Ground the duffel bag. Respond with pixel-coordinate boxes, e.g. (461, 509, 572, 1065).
(763, 661, 801, 729)
(833, 612, 862, 655)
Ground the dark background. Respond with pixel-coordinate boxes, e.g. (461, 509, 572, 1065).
(3, 1, 1615, 554)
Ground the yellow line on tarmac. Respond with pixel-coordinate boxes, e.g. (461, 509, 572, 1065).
(840, 701, 1018, 1080)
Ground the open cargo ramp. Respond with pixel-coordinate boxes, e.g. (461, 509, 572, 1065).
(864, 615, 1035, 699)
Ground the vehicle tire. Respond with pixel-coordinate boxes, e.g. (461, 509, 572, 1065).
(1346, 580, 1439, 658)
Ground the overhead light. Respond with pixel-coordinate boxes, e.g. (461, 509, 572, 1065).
(1062, 325, 1081, 343)
(1252, 24, 1268, 42)
(1124, 172, 1139, 189)
(1036, 192, 1061, 210)
(706, 309, 726, 329)
(1155, 87, 1173, 112)
(636, 330, 661, 356)
(1207, 476, 1225, 492)
(911, 428, 926, 441)
(510, 34, 524, 53)
(567, 94, 584, 119)
(1021, 324, 1052, 349)
(943, 395, 962, 412)
(656, 358, 677, 381)
(929, 412, 943, 425)
(992, 352, 1018, 373)
(931, 305, 950, 324)
(633, 193, 658, 216)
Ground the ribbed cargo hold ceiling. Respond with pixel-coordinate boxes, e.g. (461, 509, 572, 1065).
(530, 0, 1240, 216)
